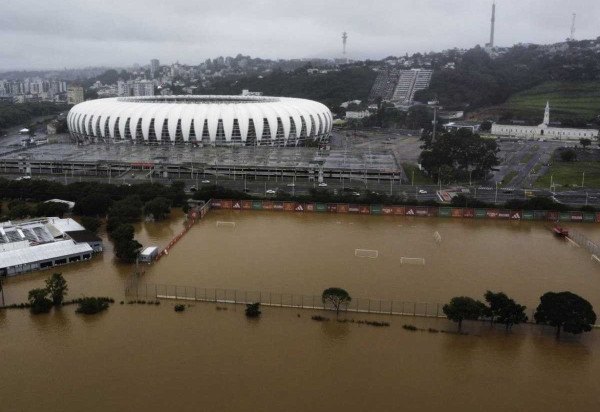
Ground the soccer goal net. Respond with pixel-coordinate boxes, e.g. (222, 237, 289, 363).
(400, 257, 426, 265)
(216, 221, 236, 228)
(355, 249, 379, 259)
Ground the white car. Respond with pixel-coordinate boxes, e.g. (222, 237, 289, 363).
(286, 183, 296, 187)
(418, 189, 427, 194)
(318, 182, 328, 187)
(266, 189, 276, 194)
(352, 192, 361, 196)
(201, 180, 210, 183)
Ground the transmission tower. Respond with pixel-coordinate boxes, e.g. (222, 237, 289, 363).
(570, 13, 576, 41)
(342, 32, 348, 55)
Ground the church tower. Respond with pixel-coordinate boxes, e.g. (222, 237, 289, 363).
(543, 101, 550, 126)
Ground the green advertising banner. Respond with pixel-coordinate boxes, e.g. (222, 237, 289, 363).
(584, 213, 596, 223)
(370, 205, 382, 215)
(316, 203, 328, 212)
(475, 209, 487, 218)
(522, 211, 534, 220)
(252, 200, 263, 210)
(438, 208, 452, 217)
(559, 212, 571, 221)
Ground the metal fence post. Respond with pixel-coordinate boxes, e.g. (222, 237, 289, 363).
(234, 290, 237, 304)
(390, 301, 393, 315)
(194, 287, 197, 301)
(413, 302, 416, 316)
(368, 299, 371, 313)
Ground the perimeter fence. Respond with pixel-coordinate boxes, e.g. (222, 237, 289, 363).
(125, 278, 449, 318)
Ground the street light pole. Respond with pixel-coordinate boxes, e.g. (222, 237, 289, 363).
(495, 182, 499, 204)
(582, 172, 585, 188)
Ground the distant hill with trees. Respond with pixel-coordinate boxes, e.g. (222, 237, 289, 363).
(415, 40, 600, 122)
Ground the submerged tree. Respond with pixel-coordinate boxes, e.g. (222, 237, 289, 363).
(483, 291, 528, 331)
(45, 273, 68, 306)
(534, 292, 596, 339)
(28, 288, 53, 314)
(322, 288, 352, 317)
(443, 296, 485, 332)
(245, 302, 261, 318)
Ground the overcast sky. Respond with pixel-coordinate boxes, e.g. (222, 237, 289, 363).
(1, 0, 599, 70)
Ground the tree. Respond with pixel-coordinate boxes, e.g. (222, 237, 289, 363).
(534, 291, 597, 339)
(36, 201, 70, 218)
(483, 291, 511, 325)
(73, 193, 112, 217)
(76, 297, 110, 314)
(560, 149, 577, 162)
(45, 273, 68, 306)
(245, 302, 261, 318)
(322, 287, 352, 317)
(110, 224, 142, 263)
(144, 197, 171, 220)
(80, 216, 101, 234)
(497, 300, 528, 331)
(28, 288, 53, 314)
(580, 138, 592, 149)
(419, 129, 499, 183)
(443, 296, 485, 332)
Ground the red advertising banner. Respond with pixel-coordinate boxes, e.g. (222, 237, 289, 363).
(596, 213, 600, 223)
(486, 209, 499, 218)
(360, 205, 371, 214)
(273, 202, 284, 211)
(394, 206, 405, 216)
(348, 204, 360, 213)
(211, 200, 222, 209)
(283, 202, 295, 212)
(242, 200, 252, 210)
(570, 212, 583, 222)
(510, 210, 522, 220)
(463, 208, 474, 218)
(305, 203, 315, 212)
(221, 200, 233, 209)
(327, 204, 338, 213)
(547, 211, 559, 221)
(337, 204, 349, 214)
(381, 206, 394, 215)
(451, 208, 463, 218)
(262, 201, 273, 210)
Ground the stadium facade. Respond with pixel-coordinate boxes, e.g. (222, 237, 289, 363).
(67, 95, 333, 146)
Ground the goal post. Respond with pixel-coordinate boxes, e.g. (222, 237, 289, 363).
(400, 257, 425, 265)
(355, 249, 379, 259)
(216, 221, 236, 228)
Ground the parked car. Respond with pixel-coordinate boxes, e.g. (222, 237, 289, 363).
(418, 189, 427, 194)
(318, 182, 328, 187)
(201, 179, 210, 183)
(266, 189, 276, 194)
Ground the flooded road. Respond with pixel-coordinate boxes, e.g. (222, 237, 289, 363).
(1, 210, 600, 411)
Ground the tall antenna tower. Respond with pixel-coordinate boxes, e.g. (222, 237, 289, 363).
(569, 13, 576, 41)
(489, 1, 496, 48)
(342, 32, 348, 55)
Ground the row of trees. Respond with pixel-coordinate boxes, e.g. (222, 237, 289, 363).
(443, 291, 597, 338)
(27, 273, 68, 314)
(320, 287, 596, 339)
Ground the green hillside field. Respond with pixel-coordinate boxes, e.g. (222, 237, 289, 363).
(503, 81, 600, 121)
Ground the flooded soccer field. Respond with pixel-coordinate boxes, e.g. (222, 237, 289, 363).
(1, 210, 600, 412)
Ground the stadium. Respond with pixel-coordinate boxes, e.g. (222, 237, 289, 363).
(67, 95, 333, 146)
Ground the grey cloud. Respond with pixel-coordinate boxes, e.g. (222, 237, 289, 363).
(0, 0, 598, 70)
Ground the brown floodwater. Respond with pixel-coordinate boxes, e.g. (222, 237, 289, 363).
(1, 210, 600, 411)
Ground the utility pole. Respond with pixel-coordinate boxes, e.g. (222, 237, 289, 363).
(495, 181, 499, 204)
(582, 171, 585, 188)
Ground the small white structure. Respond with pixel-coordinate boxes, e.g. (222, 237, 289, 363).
(139, 246, 159, 263)
(44, 199, 76, 210)
(491, 102, 599, 140)
(346, 110, 370, 120)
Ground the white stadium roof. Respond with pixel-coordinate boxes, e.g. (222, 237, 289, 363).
(67, 95, 333, 146)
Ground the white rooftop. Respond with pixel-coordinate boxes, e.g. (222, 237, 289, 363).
(46, 217, 84, 236)
(0, 240, 92, 269)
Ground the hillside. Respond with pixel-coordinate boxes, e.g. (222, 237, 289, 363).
(503, 81, 600, 121)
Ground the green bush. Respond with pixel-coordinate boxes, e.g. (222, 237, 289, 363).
(75, 297, 111, 315)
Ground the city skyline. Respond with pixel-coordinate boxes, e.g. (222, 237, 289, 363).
(1, 0, 599, 70)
